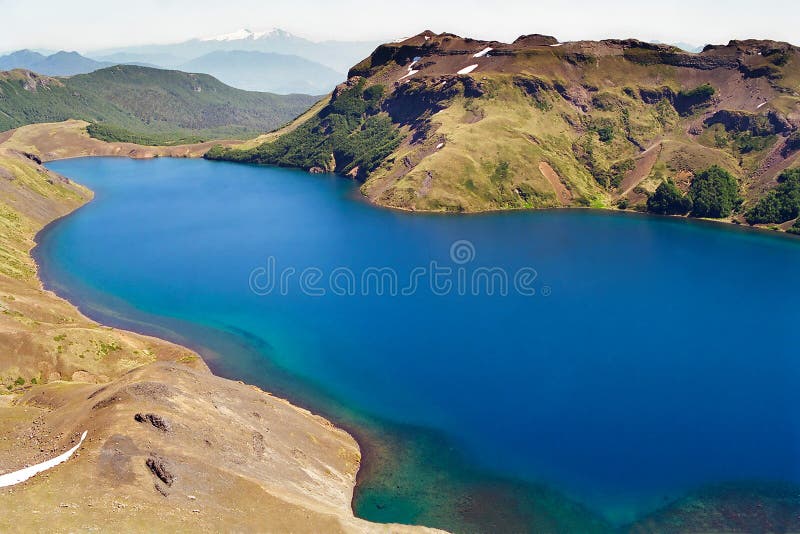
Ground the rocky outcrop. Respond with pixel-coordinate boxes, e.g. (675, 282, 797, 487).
(135, 413, 172, 432)
(384, 76, 483, 125)
(513, 34, 559, 46)
(638, 86, 676, 104)
(705, 110, 794, 136)
(623, 47, 740, 69)
(513, 75, 553, 97)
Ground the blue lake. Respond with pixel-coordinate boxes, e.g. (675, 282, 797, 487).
(38, 157, 800, 530)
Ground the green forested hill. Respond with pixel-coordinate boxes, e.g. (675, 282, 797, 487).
(0, 65, 318, 143)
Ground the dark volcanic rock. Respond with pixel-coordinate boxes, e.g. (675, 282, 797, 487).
(134, 413, 172, 432)
(384, 76, 481, 125)
(22, 152, 42, 164)
(514, 75, 553, 94)
(705, 109, 794, 135)
(146, 454, 175, 486)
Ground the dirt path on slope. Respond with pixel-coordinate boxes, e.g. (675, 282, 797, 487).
(538, 161, 572, 205)
(619, 141, 663, 196)
(747, 137, 800, 200)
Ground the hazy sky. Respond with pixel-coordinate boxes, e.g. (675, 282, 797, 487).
(0, 0, 797, 52)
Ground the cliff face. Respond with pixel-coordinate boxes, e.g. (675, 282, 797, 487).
(212, 31, 800, 229)
(0, 123, 435, 533)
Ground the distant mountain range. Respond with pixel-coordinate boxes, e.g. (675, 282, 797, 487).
(0, 29, 379, 94)
(0, 50, 116, 76)
(177, 51, 343, 95)
(89, 28, 381, 74)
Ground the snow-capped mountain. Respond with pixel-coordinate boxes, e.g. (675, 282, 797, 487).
(200, 28, 293, 42)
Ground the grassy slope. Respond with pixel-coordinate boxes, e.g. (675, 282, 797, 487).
(0, 66, 318, 144)
(0, 147, 187, 385)
(212, 34, 800, 230)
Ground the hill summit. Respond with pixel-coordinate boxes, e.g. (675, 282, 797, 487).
(209, 31, 800, 231)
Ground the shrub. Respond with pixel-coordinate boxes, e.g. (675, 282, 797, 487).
(363, 84, 385, 102)
(491, 161, 511, 182)
(745, 169, 800, 224)
(689, 166, 741, 218)
(591, 118, 615, 143)
(734, 133, 775, 154)
(647, 180, 692, 215)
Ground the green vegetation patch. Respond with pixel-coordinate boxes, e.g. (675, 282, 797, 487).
(647, 180, 693, 215)
(86, 123, 207, 146)
(745, 169, 800, 224)
(208, 79, 403, 179)
(689, 165, 741, 218)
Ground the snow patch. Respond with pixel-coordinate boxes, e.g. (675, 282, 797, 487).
(457, 64, 479, 75)
(201, 28, 283, 42)
(550, 43, 563, 47)
(436, 142, 445, 149)
(398, 57, 422, 81)
(757, 101, 768, 109)
(398, 69, 419, 81)
(0, 431, 88, 488)
(473, 47, 493, 58)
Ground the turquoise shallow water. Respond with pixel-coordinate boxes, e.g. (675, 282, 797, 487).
(37, 157, 800, 530)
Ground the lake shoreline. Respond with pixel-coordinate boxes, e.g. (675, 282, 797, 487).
(2, 126, 434, 532)
(215, 156, 800, 240)
(36, 155, 800, 530)
(8, 121, 800, 531)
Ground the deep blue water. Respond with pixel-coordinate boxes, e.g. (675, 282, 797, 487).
(39, 157, 800, 527)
